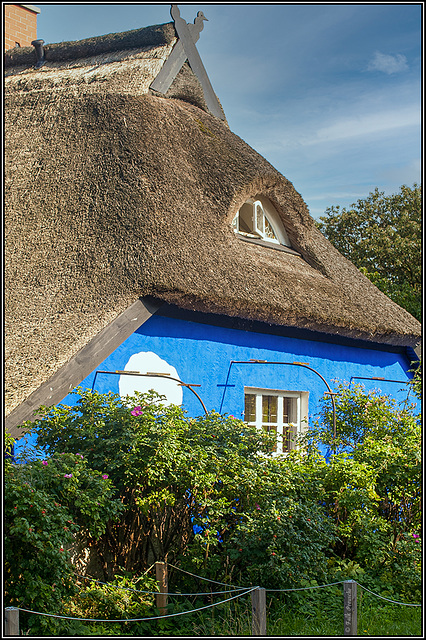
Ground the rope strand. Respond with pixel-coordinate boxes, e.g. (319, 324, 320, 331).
(74, 573, 248, 597)
(73, 572, 421, 606)
(15, 588, 257, 623)
(356, 582, 421, 607)
(166, 562, 245, 589)
(266, 580, 345, 592)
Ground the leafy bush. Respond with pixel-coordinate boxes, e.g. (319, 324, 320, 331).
(4, 445, 123, 635)
(25, 389, 275, 578)
(222, 452, 337, 589)
(6, 377, 421, 634)
(302, 382, 421, 602)
(60, 571, 159, 636)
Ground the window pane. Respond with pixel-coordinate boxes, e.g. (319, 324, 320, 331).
(262, 424, 277, 453)
(263, 217, 278, 241)
(244, 394, 256, 422)
(283, 397, 297, 423)
(239, 203, 254, 234)
(255, 203, 264, 234)
(262, 395, 277, 423)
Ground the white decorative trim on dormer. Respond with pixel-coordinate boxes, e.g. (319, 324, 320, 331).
(232, 196, 292, 248)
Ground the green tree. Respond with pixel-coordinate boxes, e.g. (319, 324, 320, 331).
(317, 184, 421, 320)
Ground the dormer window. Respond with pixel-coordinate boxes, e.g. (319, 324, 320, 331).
(232, 196, 292, 248)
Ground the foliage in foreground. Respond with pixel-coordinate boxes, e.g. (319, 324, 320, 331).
(4, 441, 124, 635)
(23, 390, 278, 578)
(4, 371, 421, 634)
(300, 382, 421, 602)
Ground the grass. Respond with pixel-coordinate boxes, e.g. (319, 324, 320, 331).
(357, 599, 422, 637)
(267, 605, 422, 637)
(21, 586, 423, 636)
(167, 592, 423, 637)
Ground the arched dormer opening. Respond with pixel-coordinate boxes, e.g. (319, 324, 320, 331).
(231, 196, 292, 248)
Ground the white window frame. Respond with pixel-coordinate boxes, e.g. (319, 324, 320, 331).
(244, 387, 308, 455)
(232, 197, 292, 247)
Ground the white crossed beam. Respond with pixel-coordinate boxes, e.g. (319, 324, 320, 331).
(150, 4, 225, 120)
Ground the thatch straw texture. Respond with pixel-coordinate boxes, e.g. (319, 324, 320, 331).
(5, 23, 421, 421)
(4, 22, 177, 66)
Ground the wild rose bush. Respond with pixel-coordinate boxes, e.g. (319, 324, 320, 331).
(21, 389, 276, 578)
(300, 379, 421, 602)
(4, 444, 123, 635)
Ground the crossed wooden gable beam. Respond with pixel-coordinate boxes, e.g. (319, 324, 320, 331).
(150, 4, 225, 120)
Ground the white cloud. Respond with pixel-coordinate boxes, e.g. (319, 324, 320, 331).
(367, 51, 408, 74)
(305, 105, 419, 146)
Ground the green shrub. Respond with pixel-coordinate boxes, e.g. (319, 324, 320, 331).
(7, 379, 421, 634)
(4, 443, 123, 635)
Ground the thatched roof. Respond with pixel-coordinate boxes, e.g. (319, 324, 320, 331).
(5, 21, 421, 429)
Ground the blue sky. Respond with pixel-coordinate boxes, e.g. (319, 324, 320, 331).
(35, 3, 421, 218)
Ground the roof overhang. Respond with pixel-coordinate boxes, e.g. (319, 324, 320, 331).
(6, 298, 162, 437)
(20, 5, 41, 14)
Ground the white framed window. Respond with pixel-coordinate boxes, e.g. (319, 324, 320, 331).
(232, 196, 292, 247)
(244, 387, 308, 454)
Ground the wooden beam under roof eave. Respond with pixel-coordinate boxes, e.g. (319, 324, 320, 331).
(5, 297, 162, 437)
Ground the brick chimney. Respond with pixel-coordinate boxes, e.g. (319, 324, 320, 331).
(4, 4, 41, 52)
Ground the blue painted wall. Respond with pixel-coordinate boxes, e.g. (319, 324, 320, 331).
(14, 313, 418, 456)
(64, 314, 417, 416)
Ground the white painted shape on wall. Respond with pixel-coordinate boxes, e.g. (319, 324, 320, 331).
(118, 351, 183, 405)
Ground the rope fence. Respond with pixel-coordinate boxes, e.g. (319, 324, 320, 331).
(74, 572, 249, 596)
(7, 588, 257, 622)
(356, 582, 422, 607)
(4, 562, 421, 637)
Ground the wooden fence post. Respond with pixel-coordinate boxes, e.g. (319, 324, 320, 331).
(251, 587, 266, 636)
(343, 580, 357, 636)
(5, 608, 19, 636)
(155, 561, 168, 616)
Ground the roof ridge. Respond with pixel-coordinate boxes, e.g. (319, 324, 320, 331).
(4, 22, 176, 68)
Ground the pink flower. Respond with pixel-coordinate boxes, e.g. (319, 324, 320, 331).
(255, 504, 261, 510)
(131, 406, 143, 416)
(102, 474, 109, 480)
(41, 460, 48, 466)
(64, 473, 72, 478)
